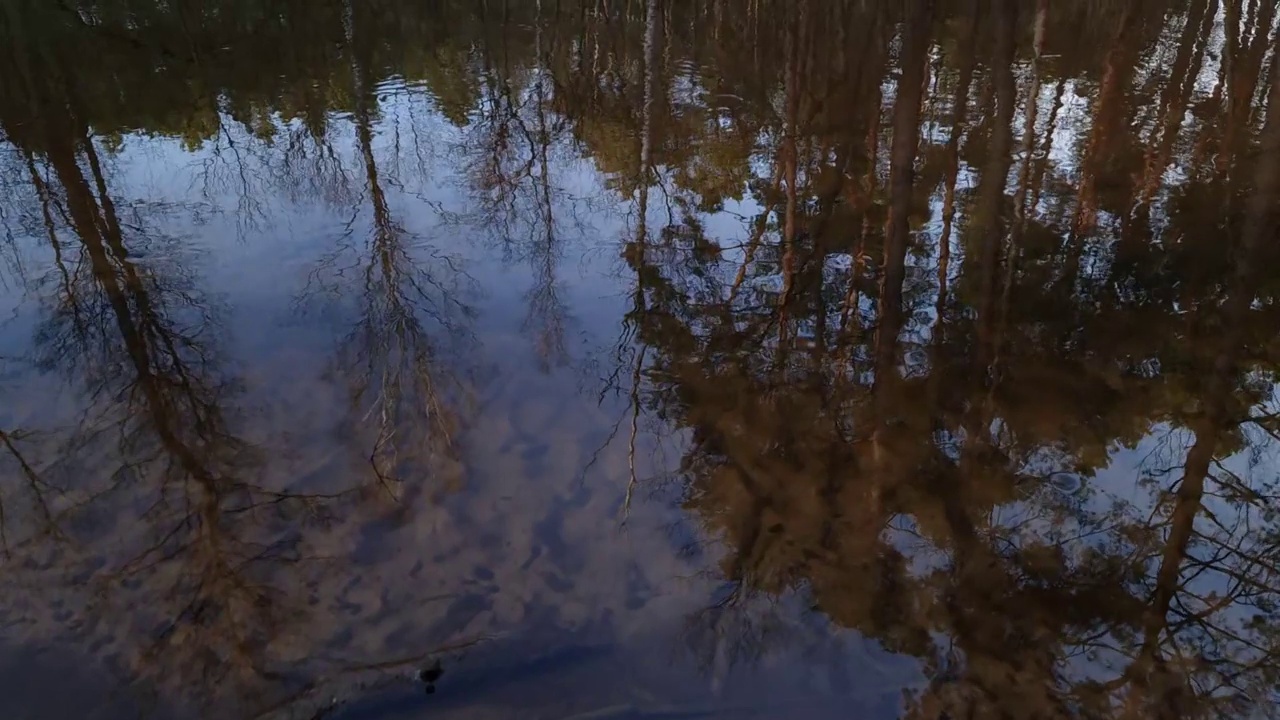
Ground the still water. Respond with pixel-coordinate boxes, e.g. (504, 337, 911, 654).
(2, 0, 1280, 718)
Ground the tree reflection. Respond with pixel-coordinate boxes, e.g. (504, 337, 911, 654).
(311, 0, 474, 499)
(0, 90, 339, 716)
(592, 1, 1280, 717)
(448, 0, 590, 372)
(4, 0, 1280, 717)
(0, 4, 480, 716)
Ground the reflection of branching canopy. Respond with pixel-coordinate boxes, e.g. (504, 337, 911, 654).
(3, 0, 1280, 718)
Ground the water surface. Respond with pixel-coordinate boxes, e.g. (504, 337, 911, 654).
(3, 1, 1280, 718)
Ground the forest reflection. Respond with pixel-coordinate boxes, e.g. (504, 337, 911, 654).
(1, 0, 1280, 718)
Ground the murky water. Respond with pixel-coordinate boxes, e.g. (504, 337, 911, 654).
(2, 0, 1280, 718)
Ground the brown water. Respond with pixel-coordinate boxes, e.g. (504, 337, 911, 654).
(2, 1, 1280, 718)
